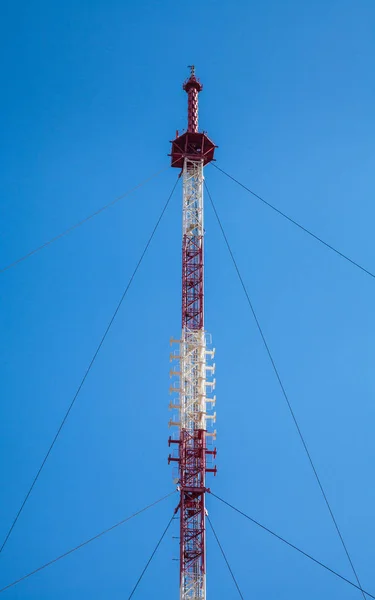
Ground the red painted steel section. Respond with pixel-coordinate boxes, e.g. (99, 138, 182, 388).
(179, 429, 206, 589)
(170, 67, 217, 169)
(170, 131, 216, 169)
(183, 70, 202, 133)
(169, 431, 214, 590)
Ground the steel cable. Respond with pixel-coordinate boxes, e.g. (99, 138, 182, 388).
(207, 514, 245, 599)
(127, 509, 177, 599)
(0, 177, 179, 554)
(210, 492, 373, 599)
(0, 491, 176, 594)
(212, 163, 375, 280)
(205, 181, 366, 599)
(1, 164, 172, 274)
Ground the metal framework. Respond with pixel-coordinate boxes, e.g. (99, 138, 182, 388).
(169, 67, 217, 600)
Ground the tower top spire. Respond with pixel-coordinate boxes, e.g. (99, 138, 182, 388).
(183, 66, 203, 133)
(170, 67, 216, 169)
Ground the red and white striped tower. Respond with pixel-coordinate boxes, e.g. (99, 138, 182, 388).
(168, 67, 217, 600)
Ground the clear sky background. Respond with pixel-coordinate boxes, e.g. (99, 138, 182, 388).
(1, 0, 375, 598)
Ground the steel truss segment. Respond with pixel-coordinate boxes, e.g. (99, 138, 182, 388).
(168, 332, 216, 433)
(182, 158, 204, 331)
(180, 428, 206, 600)
(179, 158, 208, 600)
(182, 158, 204, 239)
(168, 147, 217, 600)
(180, 329, 207, 430)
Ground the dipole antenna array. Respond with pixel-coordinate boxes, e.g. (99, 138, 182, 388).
(168, 67, 218, 600)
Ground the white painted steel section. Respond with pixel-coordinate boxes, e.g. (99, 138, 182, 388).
(182, 158, 204, 240)
(180, 328, 206, 429)
(169, 336, 216, 435)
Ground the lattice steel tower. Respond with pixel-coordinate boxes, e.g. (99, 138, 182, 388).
(168, 67, 217, 600)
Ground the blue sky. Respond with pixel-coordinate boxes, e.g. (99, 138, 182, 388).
(1, 0, 375, 598)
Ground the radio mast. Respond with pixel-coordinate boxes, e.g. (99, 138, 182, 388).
(169, 66, 217, 600)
